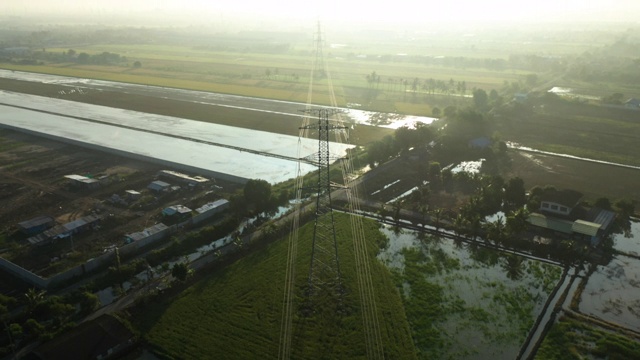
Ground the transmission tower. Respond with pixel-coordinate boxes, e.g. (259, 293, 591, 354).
(313, 21, 326, 79)
(301, 108, 347, 305)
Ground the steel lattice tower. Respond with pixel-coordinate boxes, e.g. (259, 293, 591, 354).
(313, 21, 326, 79)
(301, 108, 346, 304)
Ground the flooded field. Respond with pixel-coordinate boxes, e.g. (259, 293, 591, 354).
(377, 226, 562, 359)
(0, 69, 436, 130)
(579, 220, 640, 332)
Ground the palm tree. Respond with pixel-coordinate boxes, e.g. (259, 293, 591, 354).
(506, 207, 530, 237)
(452, 213, 468, 238)
(502, 254, 524, 280)
(24, 288, 46, 315)
(469, 215, 483, 241)
(431, 208, 444, 232)
(485, 215, 506, 245)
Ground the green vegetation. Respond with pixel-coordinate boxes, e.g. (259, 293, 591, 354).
(536, 315, 640, 359)
(380, 228, 563, 359)
(135, 213, 416, 359)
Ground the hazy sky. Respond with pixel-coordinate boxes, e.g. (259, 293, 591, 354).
(2, 0, 640, 26)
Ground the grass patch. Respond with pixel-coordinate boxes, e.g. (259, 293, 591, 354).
(536, 315, 640, 359)
(135, 213, 417, 359)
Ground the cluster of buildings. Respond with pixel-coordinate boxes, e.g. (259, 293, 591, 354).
(527, 188, 616, 246)
(20, 214, 101, 247)
(17, 170, 228, 249)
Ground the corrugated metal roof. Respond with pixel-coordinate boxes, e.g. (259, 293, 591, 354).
(162, 205, 192, 216)
(18, 215, 54, 229)
(586, 208, 616, 230)
(196, 199, 230, 214)
(125, 223, 169, 242)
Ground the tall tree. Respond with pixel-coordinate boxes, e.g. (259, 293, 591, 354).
(473, 88, 489, 111)
(504, 177, 526, 207)
(243, 179, 272, 214)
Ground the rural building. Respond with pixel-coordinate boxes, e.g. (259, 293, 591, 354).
(17, 215, 56, 235)
(124, 223, 169, 244)
(27, 214, 101, 246)
(23, 314, 135, 360)
(158, 169, 209, 187)
(192, 199, 230, 225)
(539, 189, 583, 216)
(162, 205, 192, 223)
(147, 180, 170, 192)
(196, 199, 230, 215)
(64, 174, 101, 190)
(625, 98, 640, 110)
(125, 190, 141, 200)
(527, 188, 616, 246)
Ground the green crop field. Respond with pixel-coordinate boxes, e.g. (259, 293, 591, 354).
(137, 213, 417, 359)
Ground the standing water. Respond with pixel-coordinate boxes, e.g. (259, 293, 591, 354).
(377, 226, 562, 359)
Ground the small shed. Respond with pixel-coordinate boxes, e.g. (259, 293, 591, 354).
(158, 170, 209, 186)
(18, 215, 56, 236)
(147, 180, 170, 192)
(163, 205, 192, 217)
(125, 190, 141, 200)
(64, 174, 100, 190)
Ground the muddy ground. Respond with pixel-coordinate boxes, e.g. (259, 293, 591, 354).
(0, 129, 238, 277)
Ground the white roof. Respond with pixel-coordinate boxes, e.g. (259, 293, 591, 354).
(0, 91, 351, 184)
(0, 91, 353, 184)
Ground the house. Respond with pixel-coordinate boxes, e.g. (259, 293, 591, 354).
(539, 189, 583, 216)
(528, 188, 616, 246)
(147, 180, 170, 192)
(17, 215, 56, 236)
(23, 314, 135, 360)
(624, 98, 640, 110)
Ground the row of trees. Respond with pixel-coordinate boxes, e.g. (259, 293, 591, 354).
(27, 48, 138, 67)
(365, 72, 469, 97)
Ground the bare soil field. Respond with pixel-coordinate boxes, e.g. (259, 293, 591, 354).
(0, 129, 238, 277)
(505, 151, 640, 205)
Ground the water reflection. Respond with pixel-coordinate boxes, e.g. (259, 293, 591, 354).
(377, 225, 561, 359)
